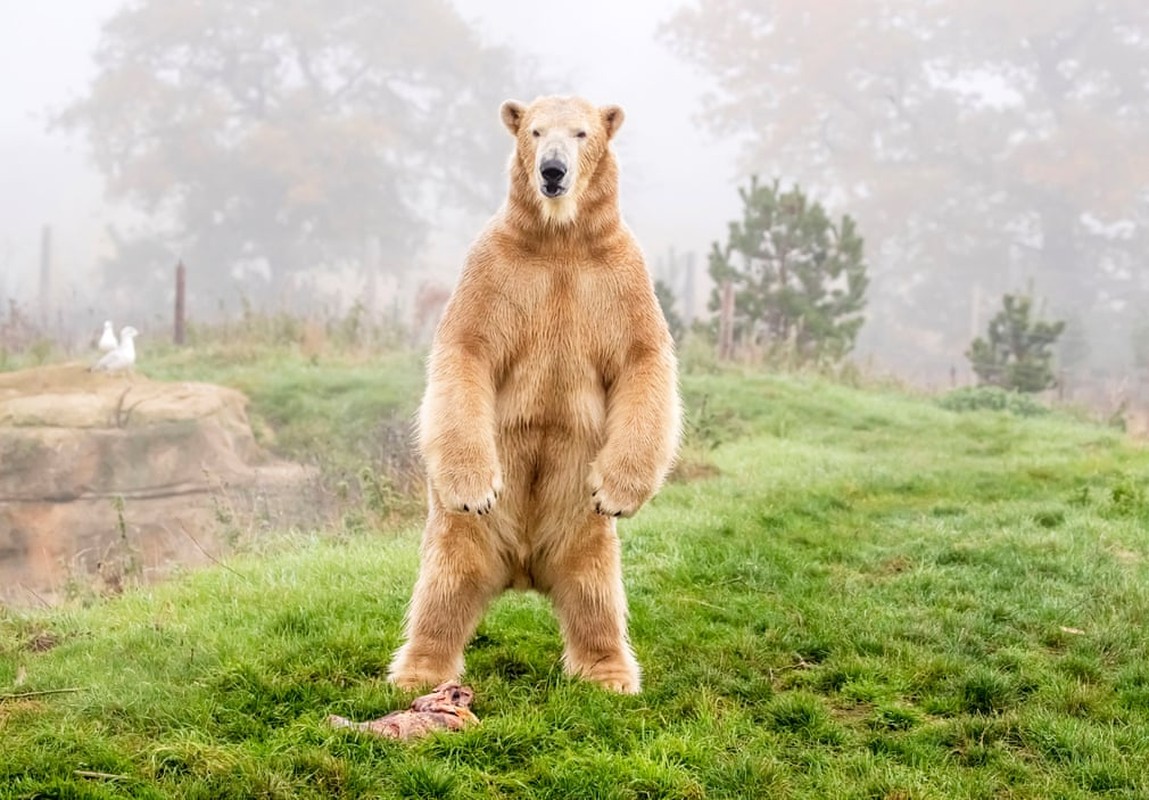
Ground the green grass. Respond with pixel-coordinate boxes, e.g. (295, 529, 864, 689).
(3, 366, 1149, 798)
(143, 345, 426, 471)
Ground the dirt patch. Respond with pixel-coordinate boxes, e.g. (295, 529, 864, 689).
(21, 630, 60, 653)
(1109, 546, 1142, 566)
(670, 459, 722, 483)
(0, 699, 44, 726)
(876, 555, 914, 576)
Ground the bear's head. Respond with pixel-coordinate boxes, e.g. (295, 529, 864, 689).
(499, 96, 624, 227)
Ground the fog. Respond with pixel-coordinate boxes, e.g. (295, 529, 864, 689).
(1, 1, 1147, 397)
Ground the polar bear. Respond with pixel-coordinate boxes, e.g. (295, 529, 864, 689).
(387, 96, 681, 694)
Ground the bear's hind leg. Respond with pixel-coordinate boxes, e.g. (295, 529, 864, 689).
(543, 517, 640, 694)
(387, 512, 506, 690)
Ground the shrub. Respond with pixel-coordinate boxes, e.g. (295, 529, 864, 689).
(967, 293, 1065, 393)
(937, 386, 1048, 417)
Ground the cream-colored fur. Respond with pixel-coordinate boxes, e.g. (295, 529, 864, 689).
(387, 96, 681, 694)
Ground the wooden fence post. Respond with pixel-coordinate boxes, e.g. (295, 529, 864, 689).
(717, 280, 735, 361)
(174, 260, 187, 346)
(682, 251, 696, 328)
(39, 225, 52, 327)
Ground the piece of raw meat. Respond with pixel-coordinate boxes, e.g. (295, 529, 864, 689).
(328, 682, 478, 740)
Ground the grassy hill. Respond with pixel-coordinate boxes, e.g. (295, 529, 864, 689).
(3, 361, 1149, 799)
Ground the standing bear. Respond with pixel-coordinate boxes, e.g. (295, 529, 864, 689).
(387, 96, 682, 694)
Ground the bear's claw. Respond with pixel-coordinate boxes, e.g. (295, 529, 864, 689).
(588, 483, 642, 518)
(586, 460, 652, 518)
(438, 471, 503, 516)
(591, 489, 625, 517)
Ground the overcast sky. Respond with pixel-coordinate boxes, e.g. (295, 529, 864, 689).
(0, 1, 741, 301)
(0, 1, 121, 299)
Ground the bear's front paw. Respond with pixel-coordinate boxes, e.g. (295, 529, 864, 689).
(436, 467, 503, 515)
(587, 463, 650, 519)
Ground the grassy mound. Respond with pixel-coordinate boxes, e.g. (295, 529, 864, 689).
(3, 368, 1148, 798)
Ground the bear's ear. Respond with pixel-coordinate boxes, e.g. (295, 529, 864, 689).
(500, 100, 526, 135)
(600, 104, 625, 140)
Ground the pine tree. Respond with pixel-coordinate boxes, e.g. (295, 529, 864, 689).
(967, 294, 1066, 393)
(708, 177, 868, 363)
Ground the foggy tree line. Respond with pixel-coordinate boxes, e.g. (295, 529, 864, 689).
(56, 0, 529, 309)
(663, 0, 1149, 377)
(55, 0, 1149, 381)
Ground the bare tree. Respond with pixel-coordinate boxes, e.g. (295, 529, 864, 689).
(58, 0, 527, 307)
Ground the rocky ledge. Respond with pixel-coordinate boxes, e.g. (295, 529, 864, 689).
(0, 365, 315, 605)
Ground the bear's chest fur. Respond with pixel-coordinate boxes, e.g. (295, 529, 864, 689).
(493, 262, 619, 442)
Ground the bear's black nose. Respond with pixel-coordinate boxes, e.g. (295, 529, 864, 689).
(539, 159, 567, 184)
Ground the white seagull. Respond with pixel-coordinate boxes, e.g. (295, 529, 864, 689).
(91, 326, 139, 374)
(97, 320, 118, 353)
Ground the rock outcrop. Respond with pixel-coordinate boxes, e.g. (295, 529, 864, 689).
(0, 364, 314, 605)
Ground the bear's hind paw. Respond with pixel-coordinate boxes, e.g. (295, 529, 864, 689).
(387, 649, 464, 691)
(387, 665, 463, 692)
(567, 653, 642, 694)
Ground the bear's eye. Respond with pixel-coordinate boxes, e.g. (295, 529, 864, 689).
(576, 131, 587, 139)
(531, 129, 540, 138)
